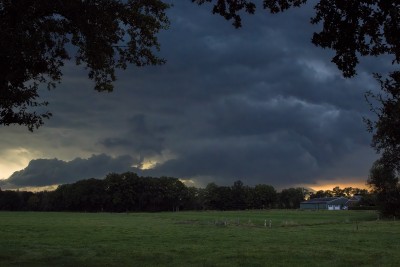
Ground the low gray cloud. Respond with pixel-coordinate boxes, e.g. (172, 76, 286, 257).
(100, 114, 167, 158)
(1, 154, 136, 188)
(144, 96, 375, 188)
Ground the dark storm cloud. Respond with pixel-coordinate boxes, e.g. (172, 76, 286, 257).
(1, 154, 136, 188)
(144, 2, 378, 186)
(145, 135, 320, 186)
(100, 113, 168, 159)
(144, 94, 372, 187)
(2, 1, 380, 189)
(92, 1, 378, 187)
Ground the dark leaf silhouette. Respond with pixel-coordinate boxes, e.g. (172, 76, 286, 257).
(0, 0, 169, 130)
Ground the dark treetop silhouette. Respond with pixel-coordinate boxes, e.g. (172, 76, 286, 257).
(0, 0, 169, 130)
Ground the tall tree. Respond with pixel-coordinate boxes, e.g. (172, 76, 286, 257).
(310, 190, 332, 199)
(0, 0, 169, 130)
(157, 177, 187, 211)
(364, 72, 400, 216)
(366, 72, 400, 172)
(253, 184, 277, 209)
(279, 187, 304, 209)
(367, 160, 400, 217)
(332, 186, 345, 197)
(104, 172, 140, 212)
(203, 183, 233, 210)
(231, 180, 246, 210)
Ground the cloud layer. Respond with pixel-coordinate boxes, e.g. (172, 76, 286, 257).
(0, 1, 381, 189)
(1, 154, 136, 188)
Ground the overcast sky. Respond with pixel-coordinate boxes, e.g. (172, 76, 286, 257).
(0, 1, 388, 190)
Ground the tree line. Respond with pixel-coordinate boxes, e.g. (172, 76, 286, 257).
(0, 172, 375, 212)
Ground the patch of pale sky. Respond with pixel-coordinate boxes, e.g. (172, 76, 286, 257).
(6, 185, 60, 192)
(179, 179, 197, 187)
(259, 95, 339, 116)
(136, 149, 177, 170)
(0, 148, 42, 180)
(298, 58, 338, 81)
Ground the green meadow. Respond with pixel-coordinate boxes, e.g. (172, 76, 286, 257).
(0, 210, 399, 267)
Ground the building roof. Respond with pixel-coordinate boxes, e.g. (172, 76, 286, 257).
(301, 197, 348, 204)
(350, 195, 363, 201)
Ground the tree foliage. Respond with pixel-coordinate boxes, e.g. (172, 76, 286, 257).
(367, 160, 400, 217)
(366, 72, 400, 171)
(364, 71, 400, 216)
(0, 0, 169, 130)
(278, 187, 304, 209)
(252, 184, 277, 209)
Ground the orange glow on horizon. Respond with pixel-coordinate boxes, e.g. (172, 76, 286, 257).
(307, 181, 369, 192)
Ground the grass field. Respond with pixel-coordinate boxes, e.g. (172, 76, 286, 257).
(0, 210, 399, 266)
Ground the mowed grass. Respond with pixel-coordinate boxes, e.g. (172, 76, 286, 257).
(0, 210, 399, 266)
